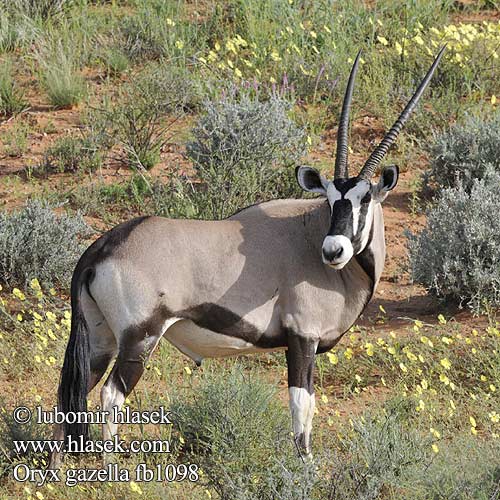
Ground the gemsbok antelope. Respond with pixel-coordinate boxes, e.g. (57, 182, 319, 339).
(51, 47, 446, 468)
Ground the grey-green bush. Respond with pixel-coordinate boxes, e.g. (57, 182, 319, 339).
(170, 368, 317, 500)
(407, 172, 500, 312)
(423, 111, 500, 193)
(401, 435, 500, 500)
(328, 406, 430, 500)
(185, 93, 306, 219)
(0, 200, 91, 288)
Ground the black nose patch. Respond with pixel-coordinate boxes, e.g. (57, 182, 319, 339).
(328, 199, 354, 239)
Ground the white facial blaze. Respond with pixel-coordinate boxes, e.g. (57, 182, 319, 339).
(358, 199, 374, 250)
(345, 180, 371, 236)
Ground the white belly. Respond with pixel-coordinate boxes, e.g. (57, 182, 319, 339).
(163, 318, 282, 364)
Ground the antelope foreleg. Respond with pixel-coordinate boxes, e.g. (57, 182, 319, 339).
(286, 332, 317, 459)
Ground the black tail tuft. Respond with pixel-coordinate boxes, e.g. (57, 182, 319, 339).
(58, 268, 92, 444)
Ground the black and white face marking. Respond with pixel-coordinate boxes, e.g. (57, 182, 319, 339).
(296, 165, 399, 269)
(322, 178, 372, 268)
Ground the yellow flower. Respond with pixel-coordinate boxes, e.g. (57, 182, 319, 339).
(406, 351, 417, 362)
(321, 394, 328, 403)
(234, 67, 243, 78)
(365, 343, 374, 357)
(430, 427, 441, 439)
(470, 416, 477, 427)
(310, 30, 317, 39)
(490, 384, 496, 392)
(471, 427, 478, 435)
(344, 348, 354, 360)
(166, 18, 175, 26)
(492, 95, 497, 105)
(399, 362, 408, 373)
(12, 288, 26, 301)
(379, 305, 386, 314)
(439, 374, 450, 385)
(450, 399, 456, 410)
(377, 36, 389, 46)
(45, 311, 56, 322)
(440, 358, 451, 370)
(270, 51, 281, 62)
(17, 314, 23, 322)
(35, 492, 44, 500)
(414, 35, 424, 45)
(437, 314, 447, 324)
(480, 375, 487, 382)
(327, 352, 338, 365)
(29, 278, 41, 291)
(421, 379, 429, 390)
(130, 481, 142, 494)
(355, 374, 362, 383)
(388, 346, 396, 355)
(488, 411, 499, 423)
(432, 444, 439, 453)
(175, 40, 184, 50)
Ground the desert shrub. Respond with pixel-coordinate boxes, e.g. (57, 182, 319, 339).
(117, 0, 205, 62)
(0, 398, 50, 477)
(402, 436, 500, 500)
(1, 0, 72, 21)
(100, 47, 130, 77)
(0, 59, 27, 117)
(41, 134, 102, 174)
(0, 200, 91, 288)
(422, 111, 500, 193)
(1, 119, 30, 157)
(185, 93, 306, 219)
(327, 406, 430, 500)
(35, 37, 86, 108)
(93, 63, 191, 170)
(170, 367, 317, 500)
(407, 172, 500, 312)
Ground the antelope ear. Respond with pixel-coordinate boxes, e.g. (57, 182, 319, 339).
(295, 166, 328, 194)
(372, 165, 399, 202)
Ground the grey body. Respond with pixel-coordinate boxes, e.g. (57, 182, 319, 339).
(89, 198, 382, 360)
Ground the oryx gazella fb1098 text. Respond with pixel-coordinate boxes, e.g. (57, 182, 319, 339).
(51, 47, 446, 468)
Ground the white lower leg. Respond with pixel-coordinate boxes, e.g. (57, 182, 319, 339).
(289, 386, 315, 457)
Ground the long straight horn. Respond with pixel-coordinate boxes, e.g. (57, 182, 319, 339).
(358, 45, 446, 180)
(334, 50, 362, 179)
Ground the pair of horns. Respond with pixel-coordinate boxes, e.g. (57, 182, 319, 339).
(334, 45, 446, 180)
